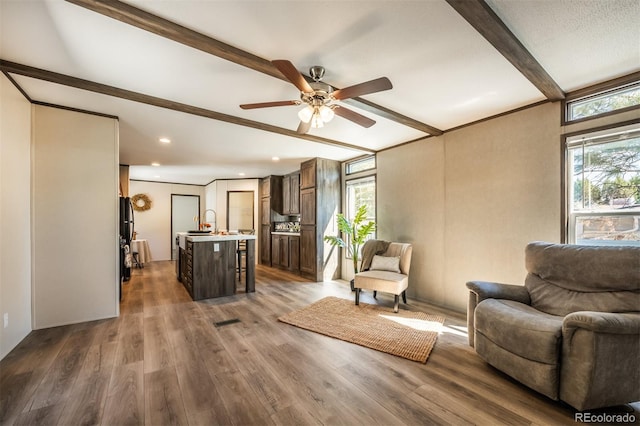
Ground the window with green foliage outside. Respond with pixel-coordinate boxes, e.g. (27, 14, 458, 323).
(566, 124, 640, 245)
(567, 83, 640, 121)
(345, 175, 376, 258)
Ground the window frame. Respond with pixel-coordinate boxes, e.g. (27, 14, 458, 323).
(342, 155, 377, 264)
(345, 155, 376, 175)
(344, 174, 377, 259)
(561, 73, 640, 125)
(562, 120, 640, 245)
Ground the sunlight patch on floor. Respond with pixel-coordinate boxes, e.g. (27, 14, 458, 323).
(378, 314, 443, 332)
(441, 324, 468, 337)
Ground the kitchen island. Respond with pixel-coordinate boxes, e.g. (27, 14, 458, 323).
(176, 233, 256, 301)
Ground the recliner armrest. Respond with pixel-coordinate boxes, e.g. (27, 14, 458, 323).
(563, 311, 640, 337)
(465, 281, 530, 347)
(466, 281, 531, 304)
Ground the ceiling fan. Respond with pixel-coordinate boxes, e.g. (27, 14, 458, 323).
(240, 60, 393, 134)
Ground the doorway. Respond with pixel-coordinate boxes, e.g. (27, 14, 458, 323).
(171, 194, 200, 260)
(227, 191, 254, 231)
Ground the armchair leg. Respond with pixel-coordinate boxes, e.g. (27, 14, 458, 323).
(402, 291, 407, 304)
(393, 295, 399, 313)
(355, 288, 360, 306)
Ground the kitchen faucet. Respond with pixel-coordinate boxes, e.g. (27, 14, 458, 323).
(202, 209, 217, 233)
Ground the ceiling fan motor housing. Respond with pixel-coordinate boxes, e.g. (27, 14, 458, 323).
(309, 65, 325, 82)
(302, 81, 334, 107)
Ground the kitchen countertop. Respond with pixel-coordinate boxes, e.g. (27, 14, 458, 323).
(271, 231, 301, 236)
(176, 232, 256, 249)
(186, 234, 256, 242)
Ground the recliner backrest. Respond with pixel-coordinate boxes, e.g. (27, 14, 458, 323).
(524, 241, 640, 316)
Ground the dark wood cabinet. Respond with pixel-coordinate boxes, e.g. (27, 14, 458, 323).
(282, 172, 300, 215)
(300, 159, 316, 189)
(298, 158, 341, 281)
(271, 234, 299, 272)
(259, 176, 283, 265)
(300, 187, 315, 226)
(183, 240, 236, 300)
(299, 225, 316, 276)
(260, 225, 271, 265)
(289, 235, 300, 272)
(260, 197, 270, 225)
(282, 175, 291, 215)
(261, 177, 271, 198)
(271, 234, 290, 269)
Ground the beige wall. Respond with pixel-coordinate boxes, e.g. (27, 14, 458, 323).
(378, 102, 562, 313)
(32, 105, 119, 329)
(0, 74, 33, 359)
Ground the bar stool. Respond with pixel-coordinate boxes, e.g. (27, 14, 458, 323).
(236, 229, 254, 281)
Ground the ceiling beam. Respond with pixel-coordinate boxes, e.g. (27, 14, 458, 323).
(65, 0, 442, 136)
(0, 60, 373, 154)
(446, 0, 565, 101)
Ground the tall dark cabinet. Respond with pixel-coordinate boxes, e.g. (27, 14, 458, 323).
(299, 158, 341, 281)
(259, 175, 283, 265)
(282, 171, 300, 215)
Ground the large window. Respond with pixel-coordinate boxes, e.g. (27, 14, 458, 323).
(346, 175, 376, 225)
(566, 123, 640, 246)
(344, 157, 376, 259)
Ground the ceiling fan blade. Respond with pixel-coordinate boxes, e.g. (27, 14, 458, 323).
(272, 60, 314, 94)
(333, 106, 376, 128)
(332, 77, 393, 100)
(240, 100, 299, 110)
(297, 120, 311, 134)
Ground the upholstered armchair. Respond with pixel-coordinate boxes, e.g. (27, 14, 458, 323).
(466, 241, 640, 411)
(354, 242, 413, 312)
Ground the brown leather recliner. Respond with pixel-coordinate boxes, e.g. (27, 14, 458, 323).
(466, 241, 640, 411)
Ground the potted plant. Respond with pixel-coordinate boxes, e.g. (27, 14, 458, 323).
(324, 204, 376, 291)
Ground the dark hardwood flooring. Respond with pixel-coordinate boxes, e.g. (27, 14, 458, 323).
(1, 261, 638, 425)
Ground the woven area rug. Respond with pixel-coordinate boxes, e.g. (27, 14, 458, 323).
(278, 296, 445, 363)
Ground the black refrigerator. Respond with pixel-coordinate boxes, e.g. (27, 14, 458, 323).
(119, 197, 135, 290)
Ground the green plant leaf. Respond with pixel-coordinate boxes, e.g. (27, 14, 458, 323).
(324, 235, 346, 248)
(353, 204, 368, 225)
(356, 221, 376, 243)
(336, 214, 352, 235)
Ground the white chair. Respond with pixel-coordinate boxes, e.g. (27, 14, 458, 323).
(354, 242, 413, 312)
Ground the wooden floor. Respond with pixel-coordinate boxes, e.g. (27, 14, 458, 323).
(1, 261, 638, 426)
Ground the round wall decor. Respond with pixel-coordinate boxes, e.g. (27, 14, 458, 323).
(131, 193, 152, 212)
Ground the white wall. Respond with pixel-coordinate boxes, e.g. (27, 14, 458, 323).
(128, 179, 259, 262)
(0, 74, 33, 359)
(129, 181, 204, 261)
(32, 105, 119, 329)
(205, 179, 260, 232)
(378, 102, 561, 313)
(205, 179, 260, 260)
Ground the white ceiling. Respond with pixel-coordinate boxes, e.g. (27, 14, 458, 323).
(2, 0, 638, 185)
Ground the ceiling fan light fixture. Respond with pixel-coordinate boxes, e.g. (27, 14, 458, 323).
(319, 105, 334, 122)
(310, 114, 324, 129)
(298, 106, 314, 123)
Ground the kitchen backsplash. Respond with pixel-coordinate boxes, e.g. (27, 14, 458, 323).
(274, 221, 301, 232)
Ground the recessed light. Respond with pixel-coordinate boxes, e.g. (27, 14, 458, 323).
(151, 162, 160, 167)
(272, 156, 280, 161)
(239, 172, 246, 176)
(159, 137, 171, 144)
(154, 175, 161, 178)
